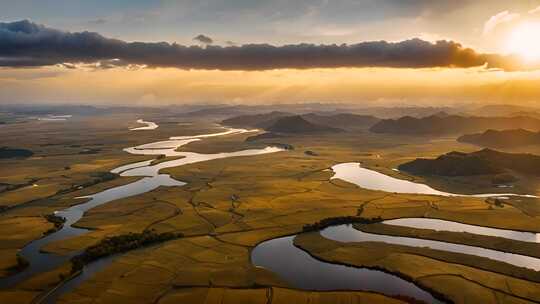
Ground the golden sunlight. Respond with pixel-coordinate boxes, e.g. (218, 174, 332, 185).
(507, 21, 540, 62)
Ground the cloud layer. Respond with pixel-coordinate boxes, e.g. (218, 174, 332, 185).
(193, 34, 213, 44)
(0, 20, 518, 70)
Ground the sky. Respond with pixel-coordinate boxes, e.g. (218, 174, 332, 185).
(1, 0, 540, 106)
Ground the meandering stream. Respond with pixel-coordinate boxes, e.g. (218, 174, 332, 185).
(0, 124, 282, 294)
(331, 162, 538, 198)
(5, 128, 540, 304)
(251, 234, 443, 303)
(383, 218, 540, 243)
(321, 224, 540, 271)
(251, 220, 540, 304)
(251, 162, 540, 303)
(129, 119, 159, 130)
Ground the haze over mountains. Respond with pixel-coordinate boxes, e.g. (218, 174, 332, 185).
(222, 112, 378, 133)
(265, 116, 344, 134)
(370, 115, 540, 135)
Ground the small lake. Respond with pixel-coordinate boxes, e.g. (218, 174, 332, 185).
(251, 234, 443, 304)
(331, 162, 537, 198)
(321, 224, 540, 271)
(383, 218, 540, 243)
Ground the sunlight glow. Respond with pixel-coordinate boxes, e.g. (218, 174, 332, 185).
(507, 22, 540, 62)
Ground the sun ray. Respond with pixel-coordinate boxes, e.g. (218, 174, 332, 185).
(507, 22, 540, 62)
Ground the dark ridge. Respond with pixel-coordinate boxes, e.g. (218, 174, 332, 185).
(245, 132, 286, 142)
(222, 112, 379, 131)
(370, 115, 540, 135)
(266, 115, 344, 134)
(458, 129, 540, 147)
(222, 111, 292, 128)
(399, 148, 540, 176)
(300, 113, 380, 130)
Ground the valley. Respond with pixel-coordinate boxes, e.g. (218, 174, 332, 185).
(1, 108, 540, 303)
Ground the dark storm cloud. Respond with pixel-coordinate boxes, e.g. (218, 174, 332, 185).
(193, 34, 213, 44)
(0, 20, 520, 70)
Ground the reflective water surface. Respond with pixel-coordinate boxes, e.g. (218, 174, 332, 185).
(251, 234, 443, 304)
(383, 218, 540, 243)
(129, 119, 159, 130)
(331, 162, 537, 198)
(0, 126, 282, 291)
(321, 224, 540, 271)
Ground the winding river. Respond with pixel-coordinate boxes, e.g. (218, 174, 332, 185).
(129, 119, 159, 130)
(4, 127, 540, 304)
(251, 162, 540, 303)
(251, 234, 443, 304)
(321, 224, 540, 271)
(0, 124, 282, 293)
(331, 162, 538, 198)
(383, 218, 540, 243)
(251, 221, 540, 304)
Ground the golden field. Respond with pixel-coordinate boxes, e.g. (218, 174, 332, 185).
(1, 114, 540, 303)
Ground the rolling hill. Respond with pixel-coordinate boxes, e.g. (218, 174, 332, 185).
(222, 112, 379, 131)
(458, 129, 540, 147)
(370, 114, 540, 135)
(221, 111, 292, 128)
(398, 148, 540, 176)
(266, 115, 343, 134)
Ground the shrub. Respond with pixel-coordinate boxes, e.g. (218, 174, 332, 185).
(71, 230, 183, 272)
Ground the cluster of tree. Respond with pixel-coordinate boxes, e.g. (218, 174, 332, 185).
(0, 179, 38, 194)
(71, 230, 183, 272)
(43, 213, 66, 235)
(6, 255, 30, 274)
(0, 206, 11, 213)
(56, 171, 117, 195)
(268, 143, 294, 150)
(302, 216, 383, 232)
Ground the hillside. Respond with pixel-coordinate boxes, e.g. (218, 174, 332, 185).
(222, 112, 379, 131)
(301, 113, 379, 130)
(458, 129, 540, 147)
(398, 148, 540, 176)
(370, 114, 540, 135)
(266, 115, 343, 134)
(221, 111, 292, 128)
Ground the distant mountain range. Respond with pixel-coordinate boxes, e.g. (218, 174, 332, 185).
(222, 111, 291, 128)
(370, 115, 540, 135)
(265, 115, 343, 134)
(222, 111, 379, 132)
(301, 113, 380, 130)
(467, 104, 540, 117)
(398, 148, 540, 176)
(0, 104, 165, 116)
(458, 129, 540, 147)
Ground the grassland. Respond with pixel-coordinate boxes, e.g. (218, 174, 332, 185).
(2, 116, 540, 303)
